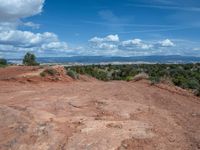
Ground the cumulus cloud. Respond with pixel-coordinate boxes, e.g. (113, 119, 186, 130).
(0, 0, 43, 30)
(0, 0, 70, 56)
(0, 30, 56, 47)
(0, 0, 45, 22)
(122, 39, 142, 45)
(41, 42, 68, 51)
(88, 34, 178, 56)
(89, 34, 119, 43)
(0, 0, 44, 30)
(121, 39, 153, 50)
(89, 35, 155, 53)
(0, 30, 68, 51)
(23, 22, 40, 29)
(0, 22, 18, 31)
(97, 43, 118, 50)
(89, 35, 119, 50)
(90, 42, 118, 50)
(158, 39, 175, 47)
(193, 48, 200, 51)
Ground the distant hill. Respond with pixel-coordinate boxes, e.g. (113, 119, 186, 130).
(8, 55, 200, 64)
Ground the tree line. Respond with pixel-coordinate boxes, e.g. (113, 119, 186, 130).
(66, 63, 200, 96)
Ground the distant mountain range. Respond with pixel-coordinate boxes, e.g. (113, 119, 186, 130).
(8, 55, 200, 64)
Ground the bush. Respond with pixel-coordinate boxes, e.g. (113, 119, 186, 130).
(172, 76, 187, 87)
(40, 72, 46, 77)
(40, 68, 58, 77)
(194, 88, 200, 97)
(67, 70, 79, 79)
(95, 70, 109, 81)
(187, 79, 200, 90)
(0, 58, 7, 66)
(23, 52, 39, 66)
(66, 64, 200, 97)
(125, 76, 133, 81)
(150, 76, 160, 85)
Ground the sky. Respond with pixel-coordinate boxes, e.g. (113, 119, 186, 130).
(0, 0, 200, 58)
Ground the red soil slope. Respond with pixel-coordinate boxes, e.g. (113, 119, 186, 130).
(0, 66, 200, 150)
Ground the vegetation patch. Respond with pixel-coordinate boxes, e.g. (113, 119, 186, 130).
(67, 70, 79, 79)
(23, 52, 39, 66)
(66, 63, 200, 96)
(0, 58, 7, 67)
(40, 68, 58, 77)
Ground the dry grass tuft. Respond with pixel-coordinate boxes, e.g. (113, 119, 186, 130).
(133, 73, 149, 81)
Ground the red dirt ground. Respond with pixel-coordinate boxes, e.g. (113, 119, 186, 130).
(0, 66, 200, 150)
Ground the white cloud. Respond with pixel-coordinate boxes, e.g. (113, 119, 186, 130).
(0, 30, 57, 47)
(0, 0, 70, 56)
(0, 30, 68, 52)
(106, 34, 119, 42)
(122, 39, 142, 45)
(0, 0, 45, 22)
(158, 39, 175, 47)
(23, 22, 40, 29)
(90, 42, 118, 50)
(140, 44, 153, 49)
(88, 35, 179, 56)
(89, 35, 119, 51)
(121, 39, 153, 50)
(89, 34, 119, 43)
(0, 22, 18, 31)
(0, 0, 44, 30)
(193, 48, 200, 51)
(97, 43, 117, 50)
(41, 42, 68, 50)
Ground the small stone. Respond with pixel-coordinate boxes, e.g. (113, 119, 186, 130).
(122, 143, 128, 148)
(168, 136, 175, 142)
(191, 113, 197, 117)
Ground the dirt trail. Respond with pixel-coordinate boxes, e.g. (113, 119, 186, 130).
(0, 66, 200, 150)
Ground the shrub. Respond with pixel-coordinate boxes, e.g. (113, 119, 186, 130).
(133, 73, 149, 81)
(96, 70, 109, 81)
(150, 76, 160, 85)
(40, 68, 58, 77)
(194, 88, 200, 97)
(66, 64, 200, 97)
(125, 76, 133, 81)
(0, 58, 7, 67)
(23, 52, 39, 66)
(172, 76, 187, 87)
(187, 79, 200, 90)
(67, 70, 79, 79)
(40, 72, 46, 77)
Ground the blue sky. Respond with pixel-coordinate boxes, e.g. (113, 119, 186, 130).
(0, 0, 200, 58)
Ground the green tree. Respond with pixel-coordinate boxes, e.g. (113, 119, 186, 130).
(23, 52, 39, 66)
(0, 58, 7, 66)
